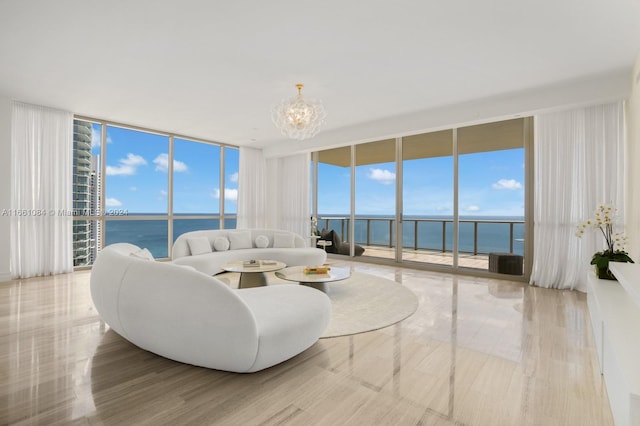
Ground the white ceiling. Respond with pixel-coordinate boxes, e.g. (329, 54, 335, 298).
(1, 1, 639, 156)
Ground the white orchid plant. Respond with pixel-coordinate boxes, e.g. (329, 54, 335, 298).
(576, 204, 633, 275)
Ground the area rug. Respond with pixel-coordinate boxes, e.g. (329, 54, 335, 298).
(217, 271, 419, 338)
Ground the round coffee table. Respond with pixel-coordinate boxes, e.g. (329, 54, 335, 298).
(221, 260, 286, 288)
(275, 265, 351, 293)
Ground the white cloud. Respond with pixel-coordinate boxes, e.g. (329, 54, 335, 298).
(465, 205, 480, 212)
(105, 197, 122, 207)
(173, 159, 188, 172)
(225, 188, 238, 201)
(229, 172, 239, 183)
(106, 165, 135, 176)
(91, 128, 112, 149)
(91, 128, 100, 149)
(129, 186, 137, 191)
(211, 188, 238, 201)
(160, 189, 167, 197)
(367, 168, 395, 185)
(492, 179, 522, 190)
(153, 153, 188, 173)
(106, 153, 147, 176)
(121, 153, 146, 167)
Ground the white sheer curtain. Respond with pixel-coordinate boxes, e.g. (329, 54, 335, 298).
(531, 101, 625, 291)
(237, 147, 267, 229)
(10, 102, 73, 278)
(265, 153, 310, 240)
(237, 148, 311, 240)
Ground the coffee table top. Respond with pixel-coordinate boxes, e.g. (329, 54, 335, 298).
(275, 265, 351, 283)
(221, 260, 286, 274)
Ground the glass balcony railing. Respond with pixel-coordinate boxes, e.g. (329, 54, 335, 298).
(318, 216, 525, 256)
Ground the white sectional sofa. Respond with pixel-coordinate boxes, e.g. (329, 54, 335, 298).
(172, 228, 326, 275)
(90, 243, 331, 373)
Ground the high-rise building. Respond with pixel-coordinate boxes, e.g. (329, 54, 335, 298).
(89, 155, 101, 264)
(72, 120, 101, 266)
(72, 120, 92, 266)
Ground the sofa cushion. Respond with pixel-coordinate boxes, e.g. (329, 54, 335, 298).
(187, 237, 212, 255)
(255, 235, 270, 248)
(229, 231, 252, 250)
(273, 233, 295, 248)
(336, 241, 366, 256)
(332, 230, 342, 248)
(171, 229, 327, 275)
(213, 236, 230, 251)
(320, 228, 331, 239)
(318, 230, 337, 253)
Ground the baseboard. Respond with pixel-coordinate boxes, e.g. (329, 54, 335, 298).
(0, 272, 12, 283)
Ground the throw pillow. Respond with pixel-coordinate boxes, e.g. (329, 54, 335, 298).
(130, 247, 154, 260)
(213, 236, 230, 251)
(228, 231, 252, 250)
(187, 237, 212, 255)
(273, 233, 295, 248)
(255, 235, 270, 248)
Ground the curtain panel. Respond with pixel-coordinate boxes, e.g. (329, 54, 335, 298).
(237, 147, 266, 229)
(531, 101, 625, 291)
(265, 153, 311, 240)
(10, 102, 73, 278)
(237, 148, 310, 240)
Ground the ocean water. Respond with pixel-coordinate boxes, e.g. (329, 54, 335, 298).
(104, 217, 237, 258)
(101, 214, 524, 259)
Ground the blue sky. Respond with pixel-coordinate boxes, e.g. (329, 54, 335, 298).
(318, 148, 524, 217)
(88, 123, 523, 217)
(91, 124, 238, 214)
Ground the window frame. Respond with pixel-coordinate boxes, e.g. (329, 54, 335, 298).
(72, 116, 239, 267)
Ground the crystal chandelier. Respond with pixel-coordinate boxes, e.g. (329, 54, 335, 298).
(271, 84, 326, 140)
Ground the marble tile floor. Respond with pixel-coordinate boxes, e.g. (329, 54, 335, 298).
(0, 261, 612, 425)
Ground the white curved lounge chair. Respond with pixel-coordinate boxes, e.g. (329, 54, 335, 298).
(90, 243, 331, 373)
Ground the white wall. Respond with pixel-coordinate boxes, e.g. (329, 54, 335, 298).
(626, 54, 640, 261)
(263, 69, 631, 159)
(0, 97, 11, 281)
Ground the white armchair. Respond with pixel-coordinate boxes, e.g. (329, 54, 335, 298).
(90, 243, 331, 373)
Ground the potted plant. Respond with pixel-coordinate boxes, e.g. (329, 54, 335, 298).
(576, 204, 634, 280)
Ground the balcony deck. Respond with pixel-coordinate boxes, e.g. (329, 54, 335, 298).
(350, 245, 491, 270)
(319, 216, 524, 273)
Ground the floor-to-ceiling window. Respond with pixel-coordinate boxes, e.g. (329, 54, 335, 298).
(402, 130, 454, 267)
(312, 117, 532, 279)
(172, 137, 221, 242)
(103, 125, 170, 258)
(316, 147, 352, 252)
(457, 120, 525, 274)
(355, 139, 396, 260)
(71, 118, 238, 266)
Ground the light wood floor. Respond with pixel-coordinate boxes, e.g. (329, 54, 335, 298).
(0, 262, 612, 425)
